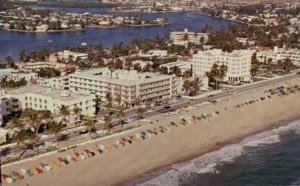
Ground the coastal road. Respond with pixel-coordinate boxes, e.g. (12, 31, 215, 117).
(2, 73, 300, 158)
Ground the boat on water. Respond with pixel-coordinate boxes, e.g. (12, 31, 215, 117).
(47, 40, 53, 43)
(81, 42, 87, 46)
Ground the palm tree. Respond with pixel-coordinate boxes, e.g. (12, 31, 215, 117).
(73, 106, 82, 122)
(6, 117, 23, 130)
(117, 106, 125, 127)
(218, 64, 228, 83)
(49, 121, 63, 142)
(206, 64, 227, 89)
(28, 132, 39, 152)
(85, 120, 96, 134)
(183, 80, 191, 95)
(282, 58, 294, 72)
(59, 105, 70, 124)
(0, 76, 7, 89)
(12, 130, 27, 149)
(104, 116, 113, 131)
(136, 107, 145, 119)
(22, 109, 40, 135)
(190, 78, 202, 96)
(171, 66, 181, 76)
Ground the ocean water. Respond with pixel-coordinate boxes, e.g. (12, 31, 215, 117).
(0, 8, 234, 58)
(126, 119, 300, 186)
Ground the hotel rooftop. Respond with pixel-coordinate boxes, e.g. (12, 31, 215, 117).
(7, 85, 91, 101)
(70, 68, 173, 86)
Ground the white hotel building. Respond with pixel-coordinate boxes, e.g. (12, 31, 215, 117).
(256, 47, 300, 66)
(69, 68, 180, 107)
(192, 49, 254, 82)
(7, 85, 96, 117)
(170, 28, 209, 45)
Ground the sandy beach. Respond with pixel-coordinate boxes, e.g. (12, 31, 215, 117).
(3, 78, 300, 186)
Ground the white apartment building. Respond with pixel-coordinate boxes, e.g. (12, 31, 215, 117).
(49, 50, 88, 62)
(7, 85, 96, 117)
(256, 47, 300, 66)
(6, 71, 38, 81)
(38, 76, 69, 90)
(138, 49, 168, 58)
(159, 61, 192, 74)
(192, 49, 254, 82)
(170, 28, 209, 46)
(17, 62, 65, 71)
(69, 68, 179, 107)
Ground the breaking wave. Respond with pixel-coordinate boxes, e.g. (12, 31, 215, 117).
(137, 119, 300, 186)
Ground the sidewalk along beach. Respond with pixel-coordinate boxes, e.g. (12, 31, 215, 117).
(3, 78, 300, 186)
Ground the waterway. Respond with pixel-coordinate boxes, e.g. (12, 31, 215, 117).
(0, 7, 235, 59)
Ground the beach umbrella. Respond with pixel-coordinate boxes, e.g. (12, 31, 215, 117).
(91, 145, 98, 151)
(50, 160, 61, 169)
(135, 134, 140, 139)
(19, 169, 28, 177)
(1, 174, 9, 180)
(63, 159, 70, 165)
(127, 139, 132, 144)
(98, 144, 105, 150)
(5, 177, 14, 184)
(10, 171, 23, 181)
(33, 167, 43, 174)
(97, 149, 103, 154)
(112, 144, 118, 149)
(58, 157, 64, 162)
(129, 136, 135, 140)
(74, 152, 80, 158)
(79, 155, 85, 160)
(40, 163, 52, 171)
(84, 149, 90, 155)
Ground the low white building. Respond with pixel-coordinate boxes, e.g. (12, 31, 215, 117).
(192, 49, 254, 82)
(0, 68, 16, 79)
(138, 49, 168, 58)
(6, 71, 38, 81)
(256, 47, 300, 66)
(69, 68, 180, 107)
(38, 76, 69, 90)
(170, 28, 209, 45)
(49, 50, 88, 62)
(7, 85, 96, 117)
(17, 62, 65, 71)
(159, 61, 192, 74)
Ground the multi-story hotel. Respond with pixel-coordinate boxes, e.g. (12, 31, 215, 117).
(170, 28, 209, 45)
(38, 76, 69, 90)
(69, 68, 180, 107)
(49, 50, 88, 62)
(17, 62, 65, 71)
(6, 71, 38, 82)
(192, 49, 254, 82)
(6, 85, 96, 117)
(256, 47, 300, 66)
